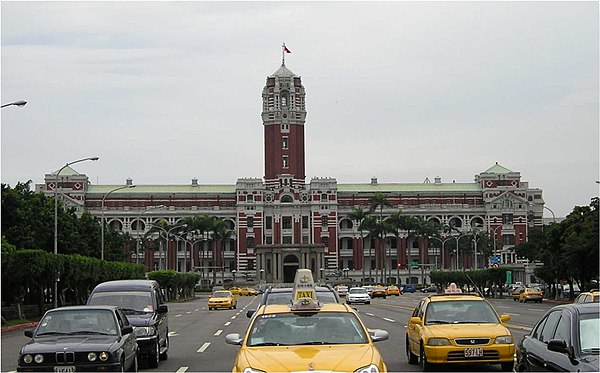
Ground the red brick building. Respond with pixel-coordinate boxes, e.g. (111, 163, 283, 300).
(38, 60, 545, 285)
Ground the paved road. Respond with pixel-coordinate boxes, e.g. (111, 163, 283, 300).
(1, 292, 555, 372)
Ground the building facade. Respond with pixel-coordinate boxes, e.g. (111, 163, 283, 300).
(37, 61, 545, 286)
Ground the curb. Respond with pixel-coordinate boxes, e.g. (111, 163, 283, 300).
(1, 321, 38, 333)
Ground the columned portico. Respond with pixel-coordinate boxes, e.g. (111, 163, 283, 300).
(255, 244, 327, 283)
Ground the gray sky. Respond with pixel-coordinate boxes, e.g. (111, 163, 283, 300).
(1, 1, 598, 218)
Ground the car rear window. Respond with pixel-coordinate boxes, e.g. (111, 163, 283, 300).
(88, 291, 154, 313)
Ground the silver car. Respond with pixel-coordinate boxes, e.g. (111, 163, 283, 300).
(346, 287, 371, 304)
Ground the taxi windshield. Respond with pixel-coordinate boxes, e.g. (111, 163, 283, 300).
(247, 312, 369, 346)
(213, 291, 231, 297)
(425, 300, 499, 325)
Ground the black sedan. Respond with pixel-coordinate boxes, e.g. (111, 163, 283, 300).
(18, 305, 138, 372)
(515, 302, 599, 372)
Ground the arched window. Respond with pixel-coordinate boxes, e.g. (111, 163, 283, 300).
(281, 195, 293, 203)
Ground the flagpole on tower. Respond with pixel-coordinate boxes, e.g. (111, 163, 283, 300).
(282, 43, 291, 66)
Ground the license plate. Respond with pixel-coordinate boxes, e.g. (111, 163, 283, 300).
(54, 366, 75, 373)
(464, 348, 484, 358)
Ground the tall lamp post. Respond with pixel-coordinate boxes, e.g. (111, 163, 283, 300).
(101, 185, 136, 260)
(1, 100, 27, 108)
(134, 205, 165, 265)
(150, 223, 187, 270)
(428, 236, 453, 269)
(53, 156, 99, 308)
(452, 233, 470, 270)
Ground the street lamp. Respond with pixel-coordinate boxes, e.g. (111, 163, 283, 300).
(53, 156, 99, 308)
(181, 232, 205, 274)
(150, 223, 187, 270)
(101, 185, 136, 260)
(1, 100, 27, 108)
(452, 233, 470, 270)
(232, 270, 237, 286)
(428, 236, 453, 269)
(260, 268, 265, 283)
(134, 205, 165, 265)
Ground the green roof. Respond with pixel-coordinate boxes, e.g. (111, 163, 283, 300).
(484, 163, 513, 174)
(53, 166, 80, 176)
(86, 184, 236, 195)
(337, 182, 481, 193)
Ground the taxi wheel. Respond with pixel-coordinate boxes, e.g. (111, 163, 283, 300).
(148, 342, 160, 368)
(420, 344, 433, 371)
(406, 335, 418, 364)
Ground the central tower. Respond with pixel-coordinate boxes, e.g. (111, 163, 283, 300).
(262, 62, 307, 189)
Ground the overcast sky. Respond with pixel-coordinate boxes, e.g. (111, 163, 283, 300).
(1, 1, 598, 218)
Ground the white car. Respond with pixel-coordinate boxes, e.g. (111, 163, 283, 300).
(335, 285, 349, 297)
(346, 287, 371, 304)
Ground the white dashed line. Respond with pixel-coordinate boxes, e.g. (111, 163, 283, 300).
(195, 308, 200, 312)
(197, 342, 210, 353)
(176, 367, 188, 373)
(186, 311, 192, 314)
(175, 314, 182, 318)
(365, 313, 374, 316)
(383, 318, 396, 323)
(224, 321, 231, 326)
(214, 330, 223, 336)
(231, 315, 236, 319)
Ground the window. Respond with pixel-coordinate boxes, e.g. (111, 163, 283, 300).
(283, 236, 292, 244)
(302, 216, 309, 229)
(553, 312, 570, 346)
(283, 156, 289, 169)
(321, 216, 328, 228)
(247, 237, 255, 248)
(502, 234, 515, 245)
(247, 216, 254, 228)
(282, 216, 292, 230)
(265, 236, 273, 244)
(247, 194, 254, 203)
(502, 213, 513, 224)
(321, 236, 329, 247)
(266, 216, 272, 230)
(539, 311, 561, 343)
(321, 193, 328, 202)
(282, 137, 288, 149)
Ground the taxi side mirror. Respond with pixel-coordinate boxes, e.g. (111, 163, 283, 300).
(409, 316, 423, 326)
(225, 333, 243, 346)
(371, 329, 389, 342)
(246, 309, 255, 318)
(500, 314, 510, 323)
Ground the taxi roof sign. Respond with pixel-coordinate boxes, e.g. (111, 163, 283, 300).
(444, 282, 463, 294)
(291, 269, 320, 311)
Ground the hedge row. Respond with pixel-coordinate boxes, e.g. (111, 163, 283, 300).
(1, 249, 199, 320)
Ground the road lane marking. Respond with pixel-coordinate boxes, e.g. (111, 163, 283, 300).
(176, 368, 188, 372)
(195, 308, 200, 312)
(214, 330, 223, 336)
(366, 313, 374, 316)
(231, 315, 237, 319)
(224, 321, 231, 326)
(175, 314, 182, 318)
(383, 318, 396, 323)
(197, 342, 210, 352)
(168, 332, 178, 337)
(186, 311, 192, 314)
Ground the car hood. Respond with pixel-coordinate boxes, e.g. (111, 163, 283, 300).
(426, 323, 511, 339)
(125, 313, 154, 327)
(21, 336, 118, 354)
(240, 344, 379, 371)
(209, 297, 233, 301)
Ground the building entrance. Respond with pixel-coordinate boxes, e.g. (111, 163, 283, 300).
(283, 255, 299, 283)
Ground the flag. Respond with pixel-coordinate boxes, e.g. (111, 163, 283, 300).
(284, 46, 291, 53)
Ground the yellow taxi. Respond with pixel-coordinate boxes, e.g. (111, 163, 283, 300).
(239, 287, 251, 296)
(229, 287, 242, 295)
(386, 285, 401, 296)
(371, 285, 388, 298)
(518, 287, 543, 303)
(226, 269, 389, 373)
(406, 283, 514, 371)
(208, 290, 237, 310)
(511, 285, 525, 301)
(574, 289, 600, 303)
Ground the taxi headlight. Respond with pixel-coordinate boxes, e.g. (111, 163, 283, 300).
(427, 337, 451, 346)
(88, 352, 97, 361)
(495, 335, 513, 344)
(23, 355, 33, 364)
(243, 368, 266, 373)
(354, 364, 380, 373)
(133, 326, 156, 337)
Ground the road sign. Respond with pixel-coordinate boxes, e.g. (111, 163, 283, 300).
(410, 261, 419, 269)
(506, 270, 512, 285)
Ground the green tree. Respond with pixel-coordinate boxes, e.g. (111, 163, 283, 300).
(349, 207, 370, 284)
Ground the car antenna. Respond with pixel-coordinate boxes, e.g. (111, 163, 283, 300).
(465, 273, 484, 297)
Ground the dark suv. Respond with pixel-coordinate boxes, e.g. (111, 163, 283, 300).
(87, 280, 168, 368)
(246, 285, 340, 318)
